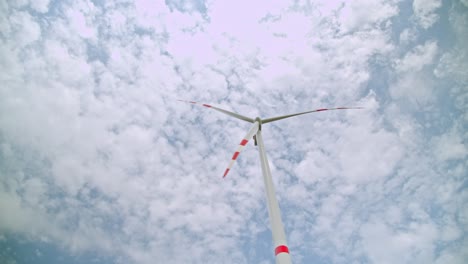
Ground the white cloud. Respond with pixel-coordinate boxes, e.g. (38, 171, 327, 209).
(340, 0, 399, 32)
(64, 2, 99, 40)
(435, 47, 468, 84)
(8, 0, 50, 13)
(390, 72, 435, 106)
(8, 11, 41, 47)
(434, 6, 468, 85)
(391, 41, 439, 107)
(0, 186, 48, 234)
(0, 0, 466, 263)
(432, 127, 467, 162)
(30, 0, 50, 13)
(8, 0, 28, 9)
(412, 0, 442, 29)
(399, 28, 418, 45)
(396, 41, 438, 72)
(360, 218, 438, 264)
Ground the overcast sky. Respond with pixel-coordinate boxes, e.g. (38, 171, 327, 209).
(1, 0, 467, 263)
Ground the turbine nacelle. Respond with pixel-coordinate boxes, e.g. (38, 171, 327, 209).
(254, 117, 262, 129)
(253, 117, 262, 146)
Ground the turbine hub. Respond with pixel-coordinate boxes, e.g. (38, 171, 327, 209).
(255, 117, 262, 130)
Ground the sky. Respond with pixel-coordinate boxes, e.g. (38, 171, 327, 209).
(0, 0, 467, 263)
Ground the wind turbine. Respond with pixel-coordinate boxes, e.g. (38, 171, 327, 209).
(179, 100, 362, 264)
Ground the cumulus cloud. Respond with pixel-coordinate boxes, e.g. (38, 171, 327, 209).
(360, 218, 438, 264)
(0, 0, 466, 263)
(340, 0, 399, 32)
(396, 41, 438, 72)
(412, 0, 442, 29)
(390, 41, 439, 107)
(399, 28, 418, 45)
(432, 127, 467, 162)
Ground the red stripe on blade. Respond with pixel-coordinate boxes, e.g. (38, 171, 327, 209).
(240, 139, 248, 146)
(223, 169, 230, 178)
(202, 104, 212, 108)
(232, 152, 240, 160)
(316, 108, 328, 111)
(275, 245, 289, 255)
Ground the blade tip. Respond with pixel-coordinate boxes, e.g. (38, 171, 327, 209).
(177, 99, 198, 104)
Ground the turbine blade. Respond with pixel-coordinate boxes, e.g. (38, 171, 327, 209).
(178, 100, 254, 123)
(262, 107, 363, 124)
(223, 122, 259, 178)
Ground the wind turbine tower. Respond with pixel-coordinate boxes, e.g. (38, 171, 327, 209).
(180, 100, 361, 264)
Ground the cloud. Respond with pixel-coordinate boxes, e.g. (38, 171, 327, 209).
(432, 126, 467, 162)
(390, 41, 439, 107)
(8, 0, 50, 13)
(0, 186, 49, 234)
(396, 41, 438, 72)
(360, 217, 438, 264)
(0, 0, 466, 263)
(11, 11, 42, 46)
(434, 4, 468, 84)
(340, 0, 399, 32)
(412, 0, 442, 29)
(399, 28, 418, 45)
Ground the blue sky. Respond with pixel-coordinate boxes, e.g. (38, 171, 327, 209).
(0, 0, 467, 263)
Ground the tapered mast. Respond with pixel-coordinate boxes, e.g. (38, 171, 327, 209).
(179, 100, 362, 263)
(256, 127, 292, 264)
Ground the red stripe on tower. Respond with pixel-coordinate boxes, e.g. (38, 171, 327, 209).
(240, 139, 248, 146)
(275, 245, 289, 255)
(232, 152, 240, 160)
